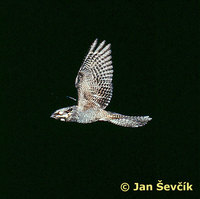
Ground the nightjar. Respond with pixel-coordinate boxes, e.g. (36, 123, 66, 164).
(51, 39, 152, 127)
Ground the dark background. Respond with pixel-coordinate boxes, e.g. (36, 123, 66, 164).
(1, 1, 198, 198)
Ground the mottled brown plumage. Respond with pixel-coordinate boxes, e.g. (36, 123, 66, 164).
(51, 39, 152, 127)
(75, 39, 113, 110)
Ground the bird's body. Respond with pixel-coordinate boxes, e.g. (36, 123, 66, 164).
(51, 39, 152, 128)
(55, 106, 107, 123)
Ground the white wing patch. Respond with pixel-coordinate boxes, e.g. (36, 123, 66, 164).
(75, 39, 113, 110)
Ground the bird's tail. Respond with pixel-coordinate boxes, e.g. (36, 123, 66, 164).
(105, 111, 152, 128)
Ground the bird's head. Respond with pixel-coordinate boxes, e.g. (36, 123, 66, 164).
(50, 106, 75, 122)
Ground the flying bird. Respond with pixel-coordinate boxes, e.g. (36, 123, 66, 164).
(51, 39, 152, 127)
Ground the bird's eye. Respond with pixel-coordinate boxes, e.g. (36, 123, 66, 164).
(66, 108, 73, 113)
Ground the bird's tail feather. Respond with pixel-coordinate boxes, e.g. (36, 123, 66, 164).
(106, 112, 152, 128)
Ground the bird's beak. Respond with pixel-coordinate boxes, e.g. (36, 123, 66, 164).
(50, 112, 57, 119)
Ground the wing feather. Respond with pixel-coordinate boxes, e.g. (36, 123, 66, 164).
(75, 39, 113, 110)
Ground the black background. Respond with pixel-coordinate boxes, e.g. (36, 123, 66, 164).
(1, 1, 198, 198)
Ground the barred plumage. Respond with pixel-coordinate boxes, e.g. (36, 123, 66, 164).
(51, 39, 152, 128)
(106, 112, 151, 128)
(75, 39, 113, 109)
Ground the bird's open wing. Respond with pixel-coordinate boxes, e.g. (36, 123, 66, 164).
(75, 39, 113, 110)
